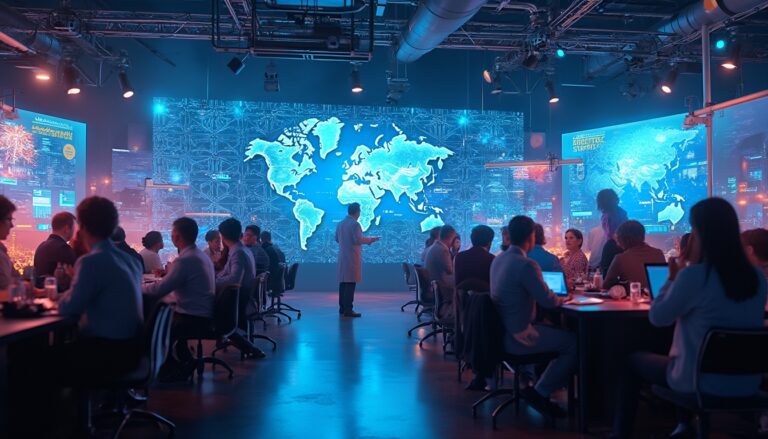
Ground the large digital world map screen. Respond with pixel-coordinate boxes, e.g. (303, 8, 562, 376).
(151, 98, 546, 263)
(0, 108, 86, 265)
(562, 113, 707, 236)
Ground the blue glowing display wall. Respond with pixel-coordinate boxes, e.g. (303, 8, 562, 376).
(0, 109, 86, 255)
(562, 113, 707, 236)
(151, 98, 552, 263)
(712, 95, 768, 228)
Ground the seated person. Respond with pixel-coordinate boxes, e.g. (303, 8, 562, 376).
(742, 228, 768, 278)
(112, 226, 144, 272)
(560, 228, 589, 284)
(143, 217, 215, 379)
(490, 215, 575, 417)
(421, 226, 441, 262)
(243, 224, 270, 275)
(203, 229, 222, 265)
(611, 198, 767, 439)
(261, 231, 286, 293)
(0, 195, 17, 291)
(215, 218, 264, 358)
(527, 224, 562, 272)
(56, 196, 144, 381)
(424, 225, 457, 320)
(454, 225, 495, 292)
(139, 231, 164, 274)
(496, 224, 510, 255)
(603, 220, 665, 290)
(217, 218, 256, 294)
(33, 212, 77, 289)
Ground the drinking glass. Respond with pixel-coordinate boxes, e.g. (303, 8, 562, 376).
(44, 276, 58, 300)
(630, 282, 642, 303)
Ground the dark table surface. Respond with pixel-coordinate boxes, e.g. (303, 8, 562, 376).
(0, 313, 75, 345)
(561, 296, 650, 316)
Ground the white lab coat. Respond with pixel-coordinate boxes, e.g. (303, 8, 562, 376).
(336, 215, 365, 283)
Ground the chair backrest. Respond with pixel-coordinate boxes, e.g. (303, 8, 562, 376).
(697, 327, 768, 376)
(214, 284, 240, 338)
(145, 302, 173, 383)
(284, 263, 299, 291)
(401, 263, 412, 285)
(271, 263, 287, 294)
(413, 265, 434, 303)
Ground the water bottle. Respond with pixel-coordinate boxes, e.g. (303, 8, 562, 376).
(44, 276, 58, 300)
(592, 268, 603, 290)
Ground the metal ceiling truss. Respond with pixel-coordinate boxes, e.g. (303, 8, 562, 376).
(2, 1, 768, 71)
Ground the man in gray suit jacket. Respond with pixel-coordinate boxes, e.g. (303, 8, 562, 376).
(335, 203, 379, 317)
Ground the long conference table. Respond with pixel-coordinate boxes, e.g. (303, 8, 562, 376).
(0, 313, 77, 434)
(560, 298, 651, 434)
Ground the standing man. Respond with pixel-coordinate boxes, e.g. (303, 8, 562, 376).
(335, 203, 379, 318)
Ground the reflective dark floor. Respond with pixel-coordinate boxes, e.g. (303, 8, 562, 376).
(113, 292, 749, 439)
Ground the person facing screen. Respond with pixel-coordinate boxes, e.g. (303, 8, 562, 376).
(597, 188, 629, 274)
(454, 225, 495, 292)
(56, 196, 144, 382)
(140, 231, 164, 274)
(741, 228, 768, 279)
(527, 223, 561, 272)
(0, 195, 17, 291)
(610, 197, 767, 439)
(602, 220, 665, 291)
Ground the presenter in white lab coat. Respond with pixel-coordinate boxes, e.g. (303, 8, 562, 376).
(335, 202, 380, 317)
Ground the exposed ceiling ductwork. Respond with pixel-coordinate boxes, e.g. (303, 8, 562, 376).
(395, 0, 489, 63)
(656, 0, 767, 39)
(0, 1, 61, 59)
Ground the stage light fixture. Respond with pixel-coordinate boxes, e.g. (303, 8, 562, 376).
(522, 51, 544, 70)
(482, 69, 493, 84)
(715, 39, 726, 50)
(63, 63, 80, 95)
(556, 48, 566, 58)
(350, 64, 363, 93)
(227, 56, 246, 75)
(34, 69, 51, 81)
(118, 71, 134, 98)
(491, 74, 503, 95)
(660, 67, 678, 94)
(721, 41, 741, 70)
(546, 79, 559, 104)
(264, 62, 279, 92)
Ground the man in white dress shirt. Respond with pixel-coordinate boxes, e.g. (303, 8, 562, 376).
(335, 203, 379, 317)
(143, 217, 216, 378)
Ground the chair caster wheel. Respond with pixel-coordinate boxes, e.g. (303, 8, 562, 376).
(297, 313, 301, 319)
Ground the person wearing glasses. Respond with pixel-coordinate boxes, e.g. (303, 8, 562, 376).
(0, 195, 17, 291)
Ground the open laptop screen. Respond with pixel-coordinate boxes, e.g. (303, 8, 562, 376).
(645, 263, 669, 299)
(542, 271, 568, 296)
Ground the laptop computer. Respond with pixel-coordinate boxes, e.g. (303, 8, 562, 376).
(542, 271, 569, 296)
(644, 263, 669, 300)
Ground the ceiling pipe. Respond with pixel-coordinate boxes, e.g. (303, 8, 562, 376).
(655, 0, 768, 40)
(395, 0, 489, 63)
(0, 2, 61, 58)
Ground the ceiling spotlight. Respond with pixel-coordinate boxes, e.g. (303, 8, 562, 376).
(118, 71, 134, 98)
(545, 79, 559, 104)
(482, 69, 493, 84)
(351, 64, 363, 93)
(63, 62, 80, 95)
(491, 73, 503, 95)
(556, 48, 566, 58)
(660, 66, 678, 94)
(34, 69, 51, 81)
(522, 51, 543, 70)
(264, 62, 279, 92)
(227, 56, 246, 75)
(715, 39, 726, 50)
(721, 41, 741, 70)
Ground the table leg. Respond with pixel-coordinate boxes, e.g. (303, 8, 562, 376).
(577, 318, 589, 434)
(0, 345, 7, 435)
